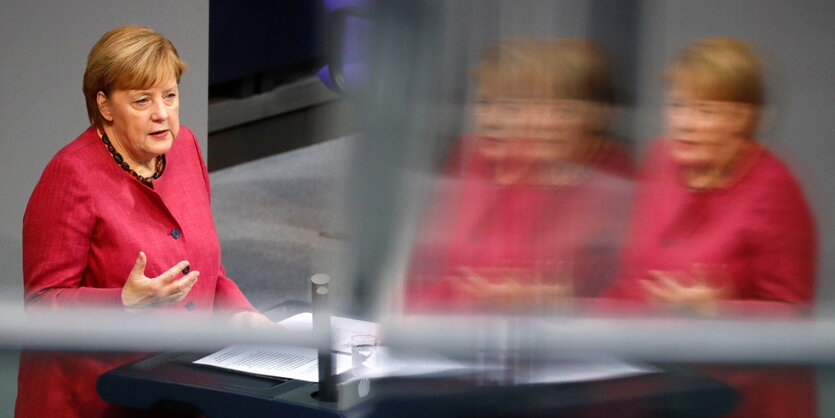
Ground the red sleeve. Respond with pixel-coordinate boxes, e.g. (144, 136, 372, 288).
(598, 140, 669, 300)
(747, 169, 816, 305)
(22, 154, 123, 308)
(186, 127, 213, 203)
(187, 129, 257, 314)
(213, 264, 256, 313)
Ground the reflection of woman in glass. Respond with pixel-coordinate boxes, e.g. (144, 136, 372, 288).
(603, 38, 816, 418)
(408, 37, 633, 313)
(604, 38, 815, 314)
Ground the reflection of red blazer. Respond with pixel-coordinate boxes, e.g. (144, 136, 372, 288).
(408, 136, 633, 312)
(604, 139, 816, 307)
(17, 126, 255, 417)
(603, 139, 817, 418)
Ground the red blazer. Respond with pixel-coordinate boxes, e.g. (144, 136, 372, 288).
(17, 126, 256, 417)
(604, 139, 816, 307)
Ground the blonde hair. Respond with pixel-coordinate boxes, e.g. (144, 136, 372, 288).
(472, 37, 615, 103)
(83, 25, 187, 128)
(667, 38, 764, 105)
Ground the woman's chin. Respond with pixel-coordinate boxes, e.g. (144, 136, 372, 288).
(145, 140, 174, 156)
(671, 149, 712, 168)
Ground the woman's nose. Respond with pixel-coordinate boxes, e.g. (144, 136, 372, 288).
(151, 99, 168, 122)
(672, 109, 702, 133)
(676, 115, 695, 133)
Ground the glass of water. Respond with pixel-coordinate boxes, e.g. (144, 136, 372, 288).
(351, 334, 377, 375)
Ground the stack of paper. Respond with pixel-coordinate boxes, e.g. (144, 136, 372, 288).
(194, 313, 656, 384)
(193, 313, 372, 382)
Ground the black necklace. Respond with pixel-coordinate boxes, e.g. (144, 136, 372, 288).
(100, 132, 166, 186)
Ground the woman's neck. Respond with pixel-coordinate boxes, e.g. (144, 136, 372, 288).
(682, 141, 751, 190)
(492, 161, 580, 186)
(683, 166, 727, 189)
(100, 127, 156, 175)
(490, 135, 606, 187)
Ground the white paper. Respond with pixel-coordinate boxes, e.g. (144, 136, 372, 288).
(193, 344, 351, 382)
(193, 312, 373, 382)
(353, 347, 470, 379)
(278, 312, 378, 354)
(352, 350, 653, 384)
(195, 314, 653, 385)
(519, 355, 657, 385)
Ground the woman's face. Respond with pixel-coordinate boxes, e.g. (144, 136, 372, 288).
(666, 88, 755, 168)
(474, 93, 601, 164)
(99, 75, 180, 162)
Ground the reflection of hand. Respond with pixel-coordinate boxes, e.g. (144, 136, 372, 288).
(121, 252, 199, 309)
(641, 266, 730, 315)
(231, 311, 276, 327)
(453, 268, 569, 311)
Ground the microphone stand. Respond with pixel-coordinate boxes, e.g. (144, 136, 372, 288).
(311, 273, 338, 402)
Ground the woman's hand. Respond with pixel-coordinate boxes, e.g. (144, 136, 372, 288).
(641, 266, 730, 315)
(121, 252, 199, 309)
(230, 311, 275, 327)
(453, 267, 570, 312)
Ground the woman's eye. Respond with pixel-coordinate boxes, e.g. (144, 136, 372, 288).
(699, 106, 716, 116)
(558, 104, 578, 116)
(134, 98, 149, 105)
(166, 93, 177, 100)
(502, 104, 520, 114)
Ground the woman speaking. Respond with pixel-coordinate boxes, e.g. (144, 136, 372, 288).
(18, 26, 269, 417)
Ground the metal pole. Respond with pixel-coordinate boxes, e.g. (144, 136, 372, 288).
(311, 273, 338, 402)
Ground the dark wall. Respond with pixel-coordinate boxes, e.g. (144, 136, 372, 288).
(209, 0, 327, 89)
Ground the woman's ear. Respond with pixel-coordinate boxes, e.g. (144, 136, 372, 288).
(587, 103, 612, 134)
(96, 91, 114, 122)
(734, 103, 759, 136)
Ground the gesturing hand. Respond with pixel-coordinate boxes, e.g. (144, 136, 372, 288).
(641, 265, 730, 315)
(121, 252, 200, 309)
(453, 267, 569, 312)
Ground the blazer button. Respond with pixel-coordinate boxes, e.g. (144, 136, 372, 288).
(186, 301, 195, 311)
(182, 266, 190, 275)
(171, 228, 182, 239)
